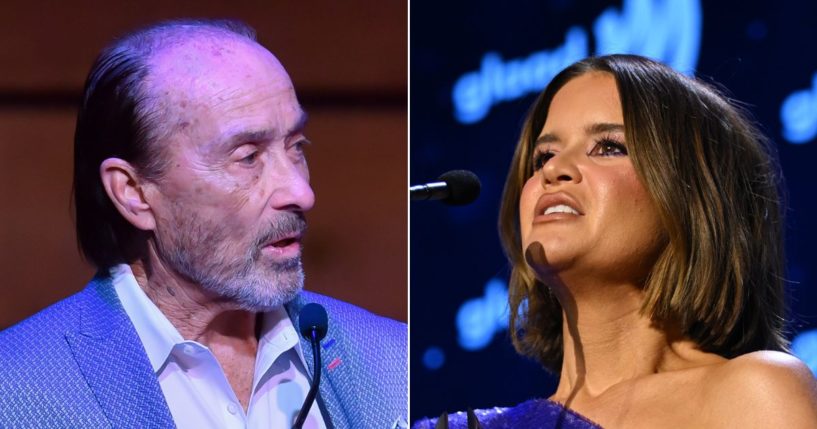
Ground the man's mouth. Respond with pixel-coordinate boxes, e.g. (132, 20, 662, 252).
(256, 213, 308, 257)
(268, 236, 300, 248)
(261, 234, 303, 258)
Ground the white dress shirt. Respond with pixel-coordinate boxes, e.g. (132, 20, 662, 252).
(111, 264, 326, 429)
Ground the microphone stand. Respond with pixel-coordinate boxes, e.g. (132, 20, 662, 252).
(293, 327, 322, 429)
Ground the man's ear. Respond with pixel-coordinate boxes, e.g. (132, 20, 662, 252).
(99, 158, 156, 231)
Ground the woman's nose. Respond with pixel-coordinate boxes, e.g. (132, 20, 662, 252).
(540, 148, 582, 187)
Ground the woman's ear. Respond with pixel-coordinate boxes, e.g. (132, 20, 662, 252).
(99, 158, 156, 231)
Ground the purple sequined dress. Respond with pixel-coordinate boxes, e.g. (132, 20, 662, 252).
(412, 399, 603, 429)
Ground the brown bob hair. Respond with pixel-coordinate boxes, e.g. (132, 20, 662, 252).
(499, 54, 787, 371)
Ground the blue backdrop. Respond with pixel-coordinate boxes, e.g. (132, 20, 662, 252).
(410, 0, 817, 421)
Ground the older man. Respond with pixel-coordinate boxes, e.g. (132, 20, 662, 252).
(0, 19, 406, 428)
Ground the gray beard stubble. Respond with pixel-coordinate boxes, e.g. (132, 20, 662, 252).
(156, 208, 307, 311)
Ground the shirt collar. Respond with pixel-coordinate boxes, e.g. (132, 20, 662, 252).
(110, 264, 306, 381)
(111, 264, 182, 373)
(254, 306, 302, 387)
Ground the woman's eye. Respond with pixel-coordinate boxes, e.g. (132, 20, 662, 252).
(589, 139, 628, 157)
(532, 150, 554, 170)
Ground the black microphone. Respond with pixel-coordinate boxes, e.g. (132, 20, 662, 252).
(293, 303, 329, 429)
(410, 170, 481, 205)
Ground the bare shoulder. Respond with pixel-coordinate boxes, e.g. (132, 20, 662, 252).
(703, 351, 817, 428)
(718, 351, 816, 393)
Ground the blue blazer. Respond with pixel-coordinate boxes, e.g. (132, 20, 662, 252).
(0, 274, 407, 428)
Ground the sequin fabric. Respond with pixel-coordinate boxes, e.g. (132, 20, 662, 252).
(413, 399, 603, 429)
(0, 274, 407, 428)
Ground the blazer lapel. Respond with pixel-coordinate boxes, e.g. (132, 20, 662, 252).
(287, 295, 352, 429)
(65, 276, 175, 428)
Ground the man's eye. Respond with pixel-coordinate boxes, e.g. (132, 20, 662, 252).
(239, 152, 259, 165)
(291, 138, 311, 153)
(289, 139, 311, 161)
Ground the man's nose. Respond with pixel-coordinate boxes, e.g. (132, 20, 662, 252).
(269, 157, 315, 212)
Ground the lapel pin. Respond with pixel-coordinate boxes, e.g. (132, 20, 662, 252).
(327, 357, 342, 370)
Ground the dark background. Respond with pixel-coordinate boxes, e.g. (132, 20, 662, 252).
(410, 0, 817, 421)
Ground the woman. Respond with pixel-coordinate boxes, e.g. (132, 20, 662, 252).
(416, 55, 817, 428)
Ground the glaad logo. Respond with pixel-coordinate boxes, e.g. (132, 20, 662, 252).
(594, 0, 701, 74)
(452, 28, 589, 125)
(781, 73, 817, 144)
(456, 278, 509, 351)
(452, 0, 702, 124)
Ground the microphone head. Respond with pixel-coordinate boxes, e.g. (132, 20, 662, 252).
(439, 170, 481, 205)
(298, 303, 328, 341)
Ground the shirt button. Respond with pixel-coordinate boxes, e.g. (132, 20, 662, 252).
(183, 344, 196, 355)
(227, 403, 238, 415)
